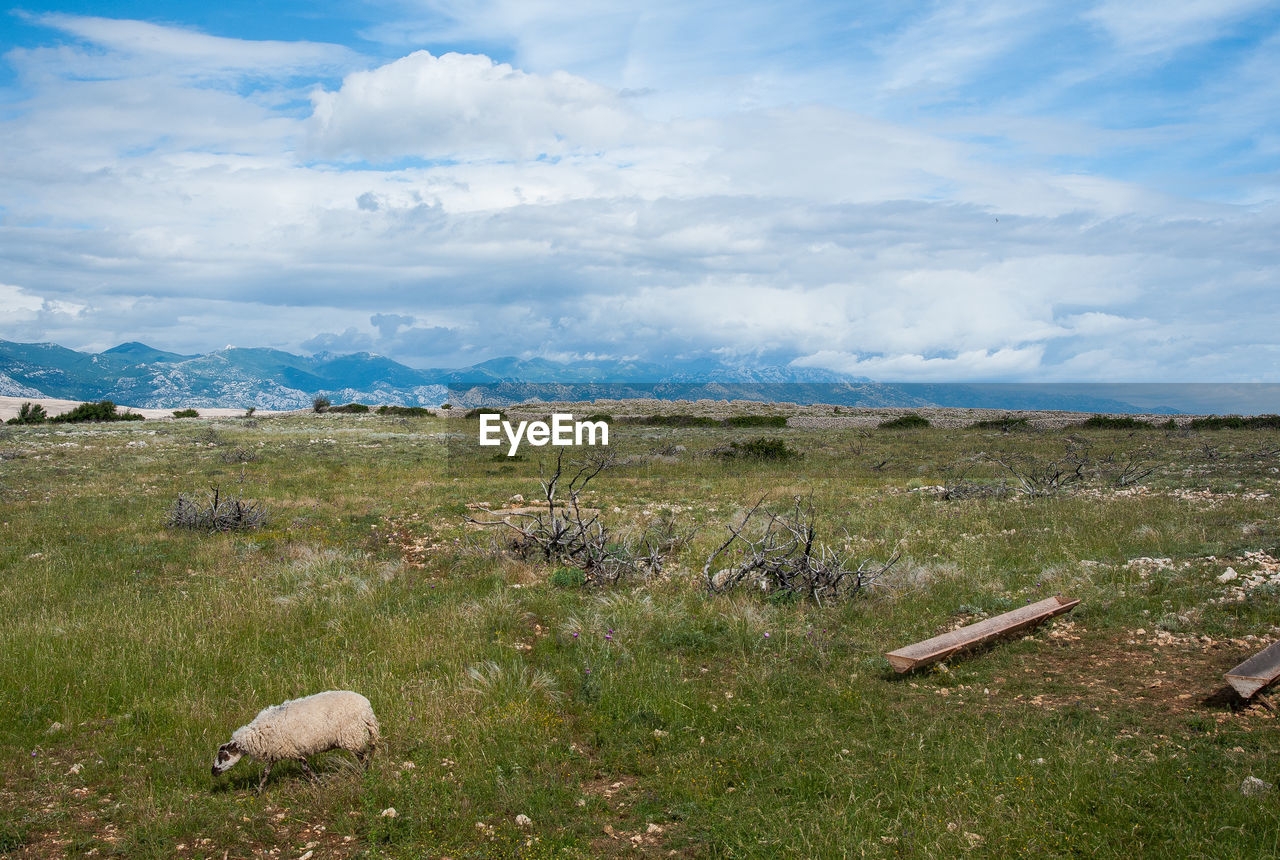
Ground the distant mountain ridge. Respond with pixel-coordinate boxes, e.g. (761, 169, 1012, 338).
(0, 339, 1193, 413)
(0, 339, 874, 410)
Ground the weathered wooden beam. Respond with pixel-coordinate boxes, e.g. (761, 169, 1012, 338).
(1226, 640, 1280, 700)
(885, 595, 1081, 673)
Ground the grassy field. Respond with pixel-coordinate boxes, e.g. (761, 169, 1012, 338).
(1, 411, 1279, 858)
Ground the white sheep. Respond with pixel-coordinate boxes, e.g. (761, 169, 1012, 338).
(212, 690, 380, 791)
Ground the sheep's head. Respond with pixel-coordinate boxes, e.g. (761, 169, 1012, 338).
(212, 741, 244, 775)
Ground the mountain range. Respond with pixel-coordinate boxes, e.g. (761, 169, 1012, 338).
(0, 339, 875, 410)
(0, 339, 1198, 413)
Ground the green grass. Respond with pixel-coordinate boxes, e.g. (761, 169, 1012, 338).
(1, 415, 1279, 857)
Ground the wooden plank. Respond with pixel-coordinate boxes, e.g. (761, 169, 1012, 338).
(1226, 640, 1280, 699)
(885, 595, 1081, 673)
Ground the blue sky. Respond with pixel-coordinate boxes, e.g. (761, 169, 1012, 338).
(1, 1, 1277, 380)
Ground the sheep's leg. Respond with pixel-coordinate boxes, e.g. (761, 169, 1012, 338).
(256, 762, 273, 793)
(298, 758, 318, 782)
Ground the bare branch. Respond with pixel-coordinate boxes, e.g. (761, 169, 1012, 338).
(704, 496, 897, 602)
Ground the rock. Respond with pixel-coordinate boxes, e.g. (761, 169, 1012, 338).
(515, 814, 532, 828)
(45, 721, 63, 734)
(1218, 568, 1239, 583)
(509, 494, 524, 503)
(380, 807, 398, 818)
(1241, 776, 1272, 797)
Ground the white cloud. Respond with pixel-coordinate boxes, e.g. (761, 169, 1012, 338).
(0, 284, 85, 320)
(0, 285, 44, 316)
(0, 10, 1277, 382)
(307, 51, 637, 161)
(1083, 0, 1275, 55)
(877, 0, 1050, 96)
(26, 13, 357, 77)
(792, 347, 1046, 381)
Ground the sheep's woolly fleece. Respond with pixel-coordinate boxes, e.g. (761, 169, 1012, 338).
(232, 690, 379, 762)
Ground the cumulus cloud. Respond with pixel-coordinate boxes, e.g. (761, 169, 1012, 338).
(0, 284, 87, 321)
(307, 51, 637, 161)
(371, 313, 415, 338)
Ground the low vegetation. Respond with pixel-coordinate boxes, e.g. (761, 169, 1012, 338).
(724, 414, 788, 428)
(879, 413, 930, 429)
(1190, 414, 1280, 430)
(1, 409, 1279, 857)
(1080, 415, 1149, 429)
(376, 405, 432, 417)
(5, 402, 46, 425)
(631, 413, 720, 427)
(713, 436, 799, 461)
(970, 414, 1029, 431)
(165, 487, 268, 532)
(49, 400, 144, 423)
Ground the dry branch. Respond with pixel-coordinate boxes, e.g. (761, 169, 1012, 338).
(703, 496, 897, 604)
(465, 450, 683, 584)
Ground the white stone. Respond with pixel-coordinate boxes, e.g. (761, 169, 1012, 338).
(1242, 776, 1272, 797)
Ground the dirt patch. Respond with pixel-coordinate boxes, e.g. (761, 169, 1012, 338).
(581, 775, 684, 858)
(970, 626, 1274, 725)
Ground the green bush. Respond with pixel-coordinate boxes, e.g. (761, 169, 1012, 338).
(328, 402, 370, 414)
(1189, 414, 1280, 430)
(635, 414, 719, 427)
(6, 402, 47, 425)
(549, 567, 587, 588)
(715, 437, 799, 461)
(1079, 415, 1147, 429)
(464, 407, 507, 420)
(172, 408, 199, 418)
(584, 413, 613, 423)
(879, 413, 930, 429)
(50, 401, 143, 423)
(376, 405, 432, 417)
(312, 396, 331, 413)
(726, 415, 788, 428)
(971, 415, 1029, 431)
